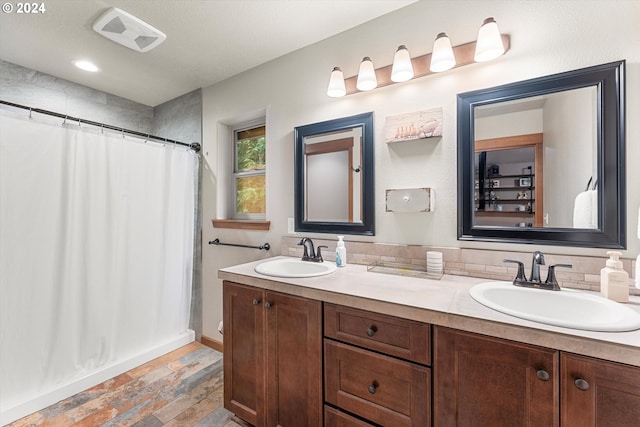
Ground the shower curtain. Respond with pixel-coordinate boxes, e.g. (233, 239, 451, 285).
(0, 109, 197, 423)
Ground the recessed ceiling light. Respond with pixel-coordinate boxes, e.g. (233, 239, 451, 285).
(72, 60, 101, 72)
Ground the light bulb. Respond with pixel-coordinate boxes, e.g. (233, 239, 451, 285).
(326, 66, 346, 97)
(391, 45, 414, 83)
(430, 33, 456, 72)
(356, 57, 377, 91)
(72, 60, 100, 72)
(474, 17, 505, 62)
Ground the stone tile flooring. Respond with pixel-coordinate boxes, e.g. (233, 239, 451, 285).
(8, 342, 245, 426)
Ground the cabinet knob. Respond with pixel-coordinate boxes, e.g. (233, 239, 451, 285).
(368, 381, 378, 394)
(574, 378, 590, 391)
(264, 301, 273, 308)
(536, 369, 550, 381)
(366, 325, 378, 337)
(252, 299, 261, 305)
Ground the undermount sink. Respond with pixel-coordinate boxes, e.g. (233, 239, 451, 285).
(254, 257, 337, 278)
(470, 281, 640, 332)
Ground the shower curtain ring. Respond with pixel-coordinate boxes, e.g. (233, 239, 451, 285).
(145, 134, 149, 143)
(63, 115, 67, 125)
(121, 128, 125, 139)
(28, 107, 32, 119)
(101, 124, 104, 134)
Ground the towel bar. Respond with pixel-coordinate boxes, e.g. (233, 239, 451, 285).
(208, 238, 270, 251)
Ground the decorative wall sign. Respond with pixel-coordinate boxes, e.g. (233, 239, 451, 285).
(384, 107, 443, 143)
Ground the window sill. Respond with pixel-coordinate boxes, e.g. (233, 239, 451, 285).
(211, 219, 271, 231)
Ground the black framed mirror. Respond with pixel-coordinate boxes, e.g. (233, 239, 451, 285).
(457, 61, 625, 248)
(294, 112, 375, 235)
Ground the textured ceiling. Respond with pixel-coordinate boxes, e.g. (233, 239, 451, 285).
(0, 0, 416, 106)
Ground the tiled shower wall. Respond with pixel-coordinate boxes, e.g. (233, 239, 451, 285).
(281, 236, 639, 296)
(1, 60, 154, 132)
(0, 60, 204, 337)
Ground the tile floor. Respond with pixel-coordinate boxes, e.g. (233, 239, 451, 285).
(7, 342, 245, 427)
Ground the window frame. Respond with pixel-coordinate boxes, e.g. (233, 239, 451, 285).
(232, 121, 266, 220)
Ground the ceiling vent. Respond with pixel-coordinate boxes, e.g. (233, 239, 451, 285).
(92, 7, 166, 53)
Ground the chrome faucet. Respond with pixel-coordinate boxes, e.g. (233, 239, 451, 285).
(504, 251, 572, 291)
(298, 237, 327, 262)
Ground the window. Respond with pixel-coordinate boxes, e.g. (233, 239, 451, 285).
(233, 124, 266, 219)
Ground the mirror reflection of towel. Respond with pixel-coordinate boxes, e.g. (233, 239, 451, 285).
(573, 190, 598, 228)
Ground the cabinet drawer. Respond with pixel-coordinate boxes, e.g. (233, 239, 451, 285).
(324, 303, 430, 365)
(324, 340, 430, 427)
(324, 406, 375, 427)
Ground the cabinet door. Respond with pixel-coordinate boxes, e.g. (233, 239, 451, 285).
(265, 290, 322, 427)
(434, 327, 559, 427)
(562, 353, 640, 427)
(223, 281, 265, 427)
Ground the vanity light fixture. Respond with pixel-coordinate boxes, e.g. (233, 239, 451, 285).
(474, 17, 505, 62)
(391, 45, 414, 82)
(326, 67, 346, 97)
(356, 57, 378, 91)
(430, 33, 456, 72)
(326, 17, 509, 97)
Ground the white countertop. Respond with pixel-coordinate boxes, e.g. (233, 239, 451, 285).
(219, 256, 640, 367)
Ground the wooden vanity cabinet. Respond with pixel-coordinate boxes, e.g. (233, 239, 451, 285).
(222, 281, 322, 427)
(434, 326, 559, 427)
(223, 279, 639, 427)
(561, 353, 640, 427)
(434, 326, 640, 427)
(324, 303, 431, 427)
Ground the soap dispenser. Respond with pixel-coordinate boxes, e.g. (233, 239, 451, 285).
(600, 251, 629, 302)
(336, 236, 347, 267)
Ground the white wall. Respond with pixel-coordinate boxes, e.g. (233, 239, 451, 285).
(201, 0, 640, 340)
(544, 87, 597, 228)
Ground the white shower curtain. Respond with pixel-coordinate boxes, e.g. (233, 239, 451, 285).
(0, 109, 197, 423)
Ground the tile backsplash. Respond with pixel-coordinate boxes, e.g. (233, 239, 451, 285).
(281, 236, 638, 296)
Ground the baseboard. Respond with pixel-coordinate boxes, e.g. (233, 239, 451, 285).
(201, 335, 224, 353)
(0, 330, 195, 426)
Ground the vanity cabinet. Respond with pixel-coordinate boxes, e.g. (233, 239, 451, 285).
(435, 326, 640, 427)
(221, 274, 639, 427)
(324, 303, 431, 427)
(434, 326, 559, 427)
(222, 281, 322, 427)
(561, 353, 640, 426)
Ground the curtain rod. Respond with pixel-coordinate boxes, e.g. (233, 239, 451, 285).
(0, 99, 201, 152)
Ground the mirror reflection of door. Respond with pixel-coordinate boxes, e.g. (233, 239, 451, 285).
(304, 129, 362, 222)
(475, 135, 543, 227)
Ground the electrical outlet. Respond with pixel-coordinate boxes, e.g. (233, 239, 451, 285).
(288, 217, 295, 234)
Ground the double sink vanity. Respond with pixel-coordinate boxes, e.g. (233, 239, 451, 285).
(219, 254, 640, 427)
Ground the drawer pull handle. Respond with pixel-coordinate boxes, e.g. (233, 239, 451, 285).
(366, 326, 378, 337)
(264, 301, 273, 308)
(574, 378, 590, 391)
(252, 299, 261, 305)
(536, 369, 550, 381)
(368, 381, 379, 394)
